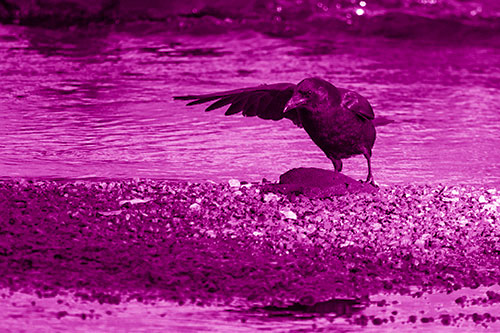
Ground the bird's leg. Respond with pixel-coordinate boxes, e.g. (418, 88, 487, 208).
(363, 151, 375, 185)
(330, 158, 343, 179)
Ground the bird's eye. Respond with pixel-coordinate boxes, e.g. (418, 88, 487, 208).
(301, 90, 312, 97)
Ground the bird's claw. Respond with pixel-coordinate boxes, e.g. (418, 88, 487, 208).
(360, 179, 378, 188)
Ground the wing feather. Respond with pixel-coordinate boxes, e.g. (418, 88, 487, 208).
(263, 89, 294, 120)
(338, 88, 375, 120)
(174, 83, 297, 123)
(186, 96, 221, 106)
(241, 93, 261, 117)
(254, 94, 274, 119)
(225, 96, 248, 115)
(205, 96, 235, 111)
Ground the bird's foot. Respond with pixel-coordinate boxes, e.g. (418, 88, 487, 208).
(360, 178, 378, 188)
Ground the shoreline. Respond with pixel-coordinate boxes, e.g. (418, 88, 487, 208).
(1, 178, 499, 328)
(1, 1, 499, 44)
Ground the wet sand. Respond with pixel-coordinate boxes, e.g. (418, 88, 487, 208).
(1, 178, 499, 331)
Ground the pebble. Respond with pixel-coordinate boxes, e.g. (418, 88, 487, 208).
(119, 198, 151, 206)
(400, 236, 412, 246)
(263, 193, 280, 202)
(189, 203, 201, 210)
(97, 210, 122, 216)
(228, 179, 240, 188)
(280, 208, 297, 220)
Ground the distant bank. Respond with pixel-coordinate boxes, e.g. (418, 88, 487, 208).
(1, 0, 499, 41)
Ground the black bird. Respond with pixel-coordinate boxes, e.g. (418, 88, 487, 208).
(174, 77, 376, 183)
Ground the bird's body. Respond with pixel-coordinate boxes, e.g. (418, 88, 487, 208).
(174, 78, 376, 183)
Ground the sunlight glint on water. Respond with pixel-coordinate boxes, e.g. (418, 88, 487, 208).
(0, 25, 499, 185)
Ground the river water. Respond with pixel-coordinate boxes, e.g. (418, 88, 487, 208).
(0, 10, 499, 186)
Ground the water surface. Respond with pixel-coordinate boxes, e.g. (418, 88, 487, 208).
(1, 24, 499, 185)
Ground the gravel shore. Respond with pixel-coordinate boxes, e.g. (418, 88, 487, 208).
(1, 178, 499, 328)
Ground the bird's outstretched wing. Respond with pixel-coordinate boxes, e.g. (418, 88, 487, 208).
(338, 89, 375, 120)
(174, 83, 302, 126)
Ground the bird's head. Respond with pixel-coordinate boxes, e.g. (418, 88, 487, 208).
(284, 77, 341, 113)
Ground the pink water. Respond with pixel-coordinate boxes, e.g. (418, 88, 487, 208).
(2, 286, 500, 332)
(0, 23, 499, 185)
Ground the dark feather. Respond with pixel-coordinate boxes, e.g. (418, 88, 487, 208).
(225, 96, 248, 115)
(186, 96, 221, 106)
(241, 94, 261, 117)
(263, 89, 294, 120)
(338, 89, 375, 120)
(173, 86, 266, 101)
(205, 96, 235, 111)
(175, 83, 296, 122)
(254, 94, 274, 119)
(284, 109, 303, 127)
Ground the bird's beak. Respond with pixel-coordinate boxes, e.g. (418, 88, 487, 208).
(284, 94, 308, 112)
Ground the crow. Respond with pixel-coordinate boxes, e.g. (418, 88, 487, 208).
(174, 77, 376, 183)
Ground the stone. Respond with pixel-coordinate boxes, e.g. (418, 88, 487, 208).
(262, 167, 378, 198)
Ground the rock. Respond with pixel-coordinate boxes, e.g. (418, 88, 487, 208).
(279, 208, 297, 220)
(228, 179, 240, 188)
(189, 203, 201, 210)
(263, 167, 378, 198)
(280, 168, 354, 187)
(119, 198, 151, 206)
(97, 209, 122, 216)
(263, 192, 280, 202)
